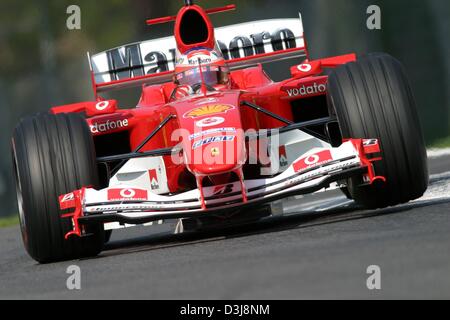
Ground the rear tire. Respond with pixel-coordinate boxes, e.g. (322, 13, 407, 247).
(12, 113, 104, 263)
(327, 53, 428, 209)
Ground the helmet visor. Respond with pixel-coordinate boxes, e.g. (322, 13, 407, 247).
(175, 66, 229, 87)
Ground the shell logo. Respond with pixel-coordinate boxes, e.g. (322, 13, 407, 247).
(184, 104, 234, 118)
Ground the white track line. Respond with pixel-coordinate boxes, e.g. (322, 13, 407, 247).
(427, 148, 450, 159)
(430, 171, 450, 182)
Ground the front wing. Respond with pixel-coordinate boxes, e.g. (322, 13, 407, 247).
(59, 139, 383, 238)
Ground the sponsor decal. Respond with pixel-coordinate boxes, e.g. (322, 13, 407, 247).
(61, 193, 75, 202)
(89, 204, 162, 212)
(286, 83, 326, 97)
(95, 101, 110, 111)
(184, 104, 234, 118)
(187, 54, 212, 66)
(90, 118, 129, 134)
(176, 50, 220, 66)
(107, 188, 148, 201)
(363, 139, 378, 146)
(195, 117, 225, 128)
(189, 127, 236, 140)
(192, 135, 235, 149)
(211, 147, 220, 157)
(59, 192, 76, 210)
(293, 150, 333, 173)
(297, 63, 312, 72)
(97, 24, 301, 82)
(279, 146, 288, 168)
(212, 184, 234, 196)
(363, 139, 380, 154)
(149, 169, 159, 190)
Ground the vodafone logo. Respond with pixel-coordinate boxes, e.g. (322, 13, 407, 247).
(293, 150, 333, 173)
(304, 154, 320, 165)
(107, 188, 148, 201)
(119, 188, 136, 198)
(196, 117, 225, 128)
(90, 119, 129, 134)
(95, 101, 110, 111)
(286, 83, 326, 97)
(297, 63, 312, 72)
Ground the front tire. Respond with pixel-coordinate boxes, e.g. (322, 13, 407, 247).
(12, 113, 104, 263)
(327, 53, 428, 208)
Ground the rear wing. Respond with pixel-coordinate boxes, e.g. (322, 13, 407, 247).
(89, 15, 308, 95)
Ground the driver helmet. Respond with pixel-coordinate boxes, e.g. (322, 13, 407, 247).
(174, 48, 230, 90)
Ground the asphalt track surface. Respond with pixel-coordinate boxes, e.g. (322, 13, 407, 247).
(0, 154, 449, 299)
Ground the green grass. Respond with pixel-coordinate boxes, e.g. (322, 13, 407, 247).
(429, 136, 450, 149)
(0, 215, 19, 228)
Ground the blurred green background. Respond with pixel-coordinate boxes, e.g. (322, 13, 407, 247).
(0, 0, 449, 217)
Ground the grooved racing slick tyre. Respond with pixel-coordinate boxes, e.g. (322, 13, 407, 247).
(327, 53, 428, 209)
(12, 113, 104, 263)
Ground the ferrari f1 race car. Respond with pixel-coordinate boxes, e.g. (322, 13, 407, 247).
(12, 1, 428, 262)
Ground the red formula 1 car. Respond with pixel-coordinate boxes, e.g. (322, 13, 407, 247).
(12, 1, 428, 262)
